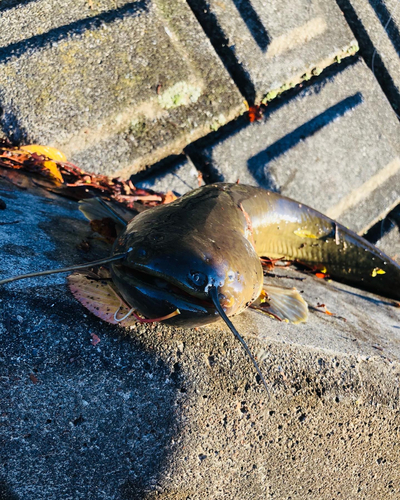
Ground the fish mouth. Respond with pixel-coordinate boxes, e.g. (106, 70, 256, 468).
(111, 263, 218, 326)
(124, 265, 213, 306)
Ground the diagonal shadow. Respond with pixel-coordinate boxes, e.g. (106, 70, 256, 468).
(329, 285, 396, 307)
(186, 0, 256, 104)
(230, 0, 270, 52)
(0, 0, 39, 12)
(247, 92, 364, 181)
(335, 0, 400, 115)
(0, 97, 29, 145)
(0, 190, 182, 499)
(0, 1, 149, 65)
(363, 204, 400, 244)
(367, 0, 400, 58)
(186, 57, 360, 183)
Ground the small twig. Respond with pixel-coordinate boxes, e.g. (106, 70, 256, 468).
(263, 271, 306, 281)
(0, 221, 20, 225)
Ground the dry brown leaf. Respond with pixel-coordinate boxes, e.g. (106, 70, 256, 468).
(0, 144, 176, 211)
(90, 333, 101, 346)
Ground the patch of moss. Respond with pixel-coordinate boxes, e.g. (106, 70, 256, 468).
(210, 113, 226, 131)
(346, 44, 359, 56)
(262, 89, 279, 104)
(158, 81, 201, 110)
(129, 119, 147, 136)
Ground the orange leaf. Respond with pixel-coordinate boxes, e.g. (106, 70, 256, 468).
(20, 144, 67, 162)
(163, 191, 177, 204)
(42, 160, 64, 182)
(317, 303, 334, 316)
(248, 105, 263, 122)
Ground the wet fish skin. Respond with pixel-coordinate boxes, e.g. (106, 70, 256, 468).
(233, 184, 400, 301)
(110, 183, 400, 327)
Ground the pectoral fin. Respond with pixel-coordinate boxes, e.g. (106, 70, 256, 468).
(251, 284, 308, 324)
(68, 272, 181, 326)
(68, 272, 138, 326)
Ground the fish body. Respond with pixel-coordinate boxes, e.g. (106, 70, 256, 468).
(110, 183, 400, 327)
(2, 182, 399, 392)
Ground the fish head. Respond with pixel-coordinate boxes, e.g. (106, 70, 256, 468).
(110, 198, 263, 327)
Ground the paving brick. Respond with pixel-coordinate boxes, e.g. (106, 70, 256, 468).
(369, 205, 400, 263)
(376, 225, 400, 263)
(336, 0, 400, 116)
(0, 0, 245, 176)
(135, 155, 204, 196)
(187, 0, 358, 104)
(187, 58, 400, 234)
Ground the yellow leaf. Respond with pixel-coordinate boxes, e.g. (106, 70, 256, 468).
(42, 160, 64, 182)
(163, 191, 178, 204)
(20, 144, 67, 162)
(371, 267, 386, 277)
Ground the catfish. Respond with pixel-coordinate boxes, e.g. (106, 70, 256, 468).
(2, 183, 400, 392)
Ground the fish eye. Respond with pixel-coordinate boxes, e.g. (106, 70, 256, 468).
(188, 271, 207, 287)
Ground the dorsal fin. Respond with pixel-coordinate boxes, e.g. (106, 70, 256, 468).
(79, 198, 130, 232)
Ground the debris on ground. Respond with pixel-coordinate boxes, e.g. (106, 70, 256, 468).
(0, 142, 175, 211)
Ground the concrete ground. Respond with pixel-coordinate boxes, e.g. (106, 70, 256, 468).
(0, 0, 400, 498)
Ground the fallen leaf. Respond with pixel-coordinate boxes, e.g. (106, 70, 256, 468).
(163, 191, 178, 204)
(42, 160, 64, 182)
(0, 148, 63, 184)
(316, 302, 346, 321)
(371, 267, 386, 277)
(68, 273, 131, 326)
(0, 144, 174, 211)
(248, 105, 263, 122)
(90, 333, 101, 346)
(68, 272, 180, 326)
(260, 256, 290, 270)
(20, 144, 67, 162)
